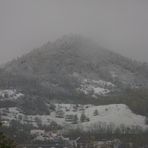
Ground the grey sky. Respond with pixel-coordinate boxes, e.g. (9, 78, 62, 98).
(0, 0, 148, 64)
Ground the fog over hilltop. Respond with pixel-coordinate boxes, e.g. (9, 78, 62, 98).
(0, 0, 148, 64)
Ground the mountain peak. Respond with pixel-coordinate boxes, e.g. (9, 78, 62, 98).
(1, 34, 148, 98)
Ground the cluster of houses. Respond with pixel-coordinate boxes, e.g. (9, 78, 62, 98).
(22, 129, 134, 148)
(54, 104, 91, 124)
(30, 129, 79, 147)
(30, 129, 136, 148)
(55, 109, 89, 124)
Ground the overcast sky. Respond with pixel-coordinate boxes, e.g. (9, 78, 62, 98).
(0, 0, 148, 64)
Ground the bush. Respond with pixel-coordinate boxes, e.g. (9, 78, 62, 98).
(145, 117, 148, 125)
(0, 122, 16, 148)
(93, 109, 99, 116)
(80, 112, 89, 122)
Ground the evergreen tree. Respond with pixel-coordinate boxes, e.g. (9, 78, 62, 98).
(72, 115, 78, 124)
(145, 117, 148, 125)
(93, 109, 99, 116)
(80, 112, 87, 122)
(0, 122, 16, 148)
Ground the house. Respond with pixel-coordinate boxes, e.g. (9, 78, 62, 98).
(76, 137, 95, 148)
(94, 139, 131, 148)
(60, 135, 80, 148)
(65, 114, 75, 122)
(30, 129, 45, 136)
(1, 120, 10, 127)
(55, 110, 65, 118)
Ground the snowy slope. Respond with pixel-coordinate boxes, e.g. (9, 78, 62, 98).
(77, 78, 115, 97)
(77, 104, 146, 130)
(1, 104, 147, 130)
(53, 104, 147, 130)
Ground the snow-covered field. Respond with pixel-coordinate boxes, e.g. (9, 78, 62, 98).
(1, 103, 147, 130)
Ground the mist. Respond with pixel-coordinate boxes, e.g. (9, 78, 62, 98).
(0, 0, 148, 64)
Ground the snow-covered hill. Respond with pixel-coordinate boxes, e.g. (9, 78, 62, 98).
(1, 103, 147, 131)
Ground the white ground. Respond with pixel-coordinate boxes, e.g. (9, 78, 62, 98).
(1, 103, 147, 131)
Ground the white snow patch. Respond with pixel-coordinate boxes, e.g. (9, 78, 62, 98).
(0, 89, 24, 100)
(78, 104, 147, 130)
(78, 79, 115, 97)
(57, 104, 147, 130)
